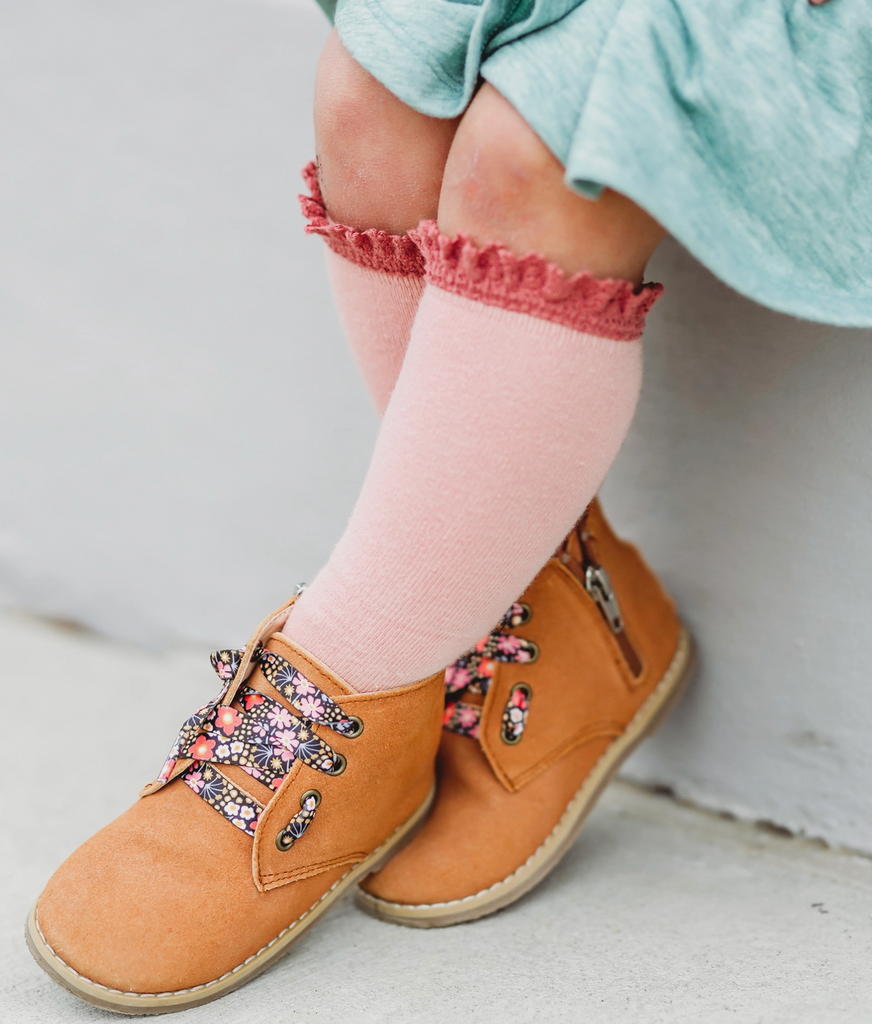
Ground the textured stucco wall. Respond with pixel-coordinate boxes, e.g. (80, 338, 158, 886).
(4, 0, 872, 850)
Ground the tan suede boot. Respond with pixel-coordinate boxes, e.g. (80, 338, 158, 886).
(26, 600, 444, 1013)
(356, 499, 694, 927)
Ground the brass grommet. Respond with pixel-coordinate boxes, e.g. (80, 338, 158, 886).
(325, 752, 347, 776)
(275, 789, 322, 851)
(343, 715, 364, 738)
(500, 683, 533, 746)
(525, 640, 540, 664)
(516, 602, 532, 624)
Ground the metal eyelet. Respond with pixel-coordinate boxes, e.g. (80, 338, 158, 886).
(524, 640, 541, 665)
(343, 715, 364, 738)
(500, 683, 532, 746)
(324, 751, 347, 776)
(275, 789, 322, 851)
(516, 602, 532, 625)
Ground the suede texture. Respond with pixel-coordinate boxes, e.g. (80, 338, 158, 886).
(38, 781, 351, 994)
(361, 500, 681, 905)
(480, 499, 680, 792)
(36, 625, 444, 995)
(254, 635, 445, 890)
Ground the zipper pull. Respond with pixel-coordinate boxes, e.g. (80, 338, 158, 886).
(584, 565, 624, 633)
(583, 563, 643, 677)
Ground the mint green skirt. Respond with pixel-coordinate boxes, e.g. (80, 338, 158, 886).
(317, 0, 872, 327)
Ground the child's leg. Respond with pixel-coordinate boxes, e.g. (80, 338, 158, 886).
(286, 82, 663, 692)
(314, 31, 458, 235)
(307, 32, 459, 412)
(439, 85, 665, 285)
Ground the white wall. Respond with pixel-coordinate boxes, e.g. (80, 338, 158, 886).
(611, 242, 872, 853)
(4, 0, 872, 852)
(1, 0, 373, 647)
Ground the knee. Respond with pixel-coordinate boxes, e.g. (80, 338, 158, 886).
(439, 84, 562, 235)
(314, 31, 388, 162)
(314, 30, 459, 233)
(438, 84, 665, 281)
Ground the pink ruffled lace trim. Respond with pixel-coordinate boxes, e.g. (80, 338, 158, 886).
(299, 162, 425, 277)
(413, 220, 663, 341)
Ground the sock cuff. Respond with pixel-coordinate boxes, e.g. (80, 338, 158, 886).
(412, 219, 663, 341)
(299, 162, 425, 277)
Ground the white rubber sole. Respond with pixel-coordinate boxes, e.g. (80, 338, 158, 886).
(355, 627, 695, 928)
(26, 784, 436, 1015)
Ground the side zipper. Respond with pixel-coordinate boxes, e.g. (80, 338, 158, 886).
(558, 520, 644, 678)
(582, 563, 643, 677)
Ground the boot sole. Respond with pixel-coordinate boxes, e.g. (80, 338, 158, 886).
(25, 782, 436, 1015)
(355, 625, 695, 928)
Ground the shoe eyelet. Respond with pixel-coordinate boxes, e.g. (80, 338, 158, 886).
(276, 829, 294, 851)
(275, 790, 322, 851)
(522, 640, 540, 665)
(500, 683, 532, 746)
(516, 602, 532, 625)
(324, 751, 347, 776)
(343, 715, 364, 738)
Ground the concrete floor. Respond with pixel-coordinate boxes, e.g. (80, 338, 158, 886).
(3, 610, 871, 1024)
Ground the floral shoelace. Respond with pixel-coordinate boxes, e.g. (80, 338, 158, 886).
(151, 647, 361, 842)
(442, 603, 538, 742)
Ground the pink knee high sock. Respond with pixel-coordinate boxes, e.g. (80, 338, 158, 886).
(284, 221, 662, 692)
(301, 163, 424, 414)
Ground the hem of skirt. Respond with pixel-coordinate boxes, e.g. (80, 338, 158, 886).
(326, 21, 867, 329)
(334, 5, 475, 120)
(561, 156, 872, 329)
(478, 47, 872, 329)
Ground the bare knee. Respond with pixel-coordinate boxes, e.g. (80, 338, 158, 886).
(439, 85, 559, 239)
(314, 31, 459, 234)
(439, 84, 665, 283)
(314, 32, 396, 171)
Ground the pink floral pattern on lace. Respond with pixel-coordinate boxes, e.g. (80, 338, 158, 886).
(443, 603, 537, 743)
(259, 650, 362, 736)
(276, 791, 321, 849)
(500, 684, 532, 745)
(150, 645, 360, 838)
(182, 762, 262, 837)
(442, 699, 483, 740)
(158, 682, 338, 796)
(444, 603, 536, 696)
(210, 648, 243, 682)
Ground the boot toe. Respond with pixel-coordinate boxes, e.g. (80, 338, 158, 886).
(36, 780, 263, 994)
